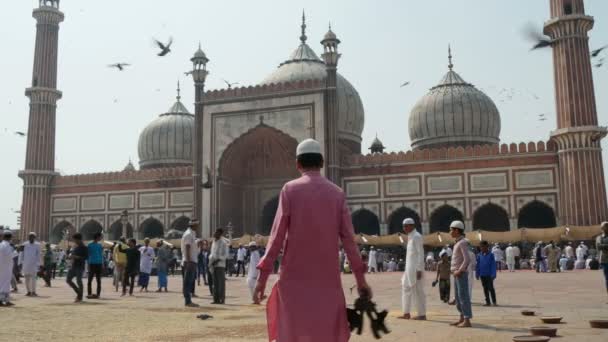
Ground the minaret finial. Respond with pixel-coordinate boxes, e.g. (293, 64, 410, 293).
(300, 10, 307, 44)
(176, 80, 181, 101)
(198, 41, 201, 50)
(448, 44, 454, 71)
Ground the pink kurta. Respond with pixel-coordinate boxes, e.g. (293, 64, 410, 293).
(257, 171, 366, 342)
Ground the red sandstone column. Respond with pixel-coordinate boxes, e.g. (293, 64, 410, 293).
(19, 1, 64, 241)
(321, 28, 341, 185)
(545, 0, 608, 225)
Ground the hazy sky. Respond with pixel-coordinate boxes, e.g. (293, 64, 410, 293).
(1, 0, 607, 228)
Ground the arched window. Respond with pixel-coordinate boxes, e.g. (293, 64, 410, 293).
(80, 220, 103, 241)
(351, 209, 381, 235)
(517, 200, 556, 228)
(429, 205, 464, 233)
(472, 203, 510, 232)
(387, 207, 421, 234)
(140, 218, 164, 239)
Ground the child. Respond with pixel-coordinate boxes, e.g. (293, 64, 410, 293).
(435, 252, 451, 303)
(118, 239, 140, 297)
(476, 241, 497, 306)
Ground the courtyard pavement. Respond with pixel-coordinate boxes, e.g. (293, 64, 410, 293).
(2, 269, 607, 341)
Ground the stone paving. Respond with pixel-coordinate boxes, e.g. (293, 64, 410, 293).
(2, 269, 607, 341)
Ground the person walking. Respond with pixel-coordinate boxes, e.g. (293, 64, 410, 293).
(246, 241, 261, 302)
(87, 232, 104, 299)
(235, 245, 246, 277)
(155, 240, 171, 292)
(476, 241, 497, 306)
(435, 252, 451, 303)
(505, 243, 516, 272)
(119, 239, 140, 297)
(210, 228, 229, 304)
(0, 231, 15, 306)
(22, 232, 41, 297)
(138, 238, 155, 292)
(596, 222, 608, 303)
(399, 218, 426, 320)
(449, 221, 472, 328)
(42, 243, 54, 287)
(253, 139, 371, 342)
(197, 240, 209, 286)
(112, 237, 127, 292)
(66, 233, 88, 303)
(367, 247, 377, 273)
(181, 220, 199, 307)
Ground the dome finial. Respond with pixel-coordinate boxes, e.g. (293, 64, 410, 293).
(176, 80, 181, 102)
(448, 44, 454, 71)
(300, 10, 307, 44)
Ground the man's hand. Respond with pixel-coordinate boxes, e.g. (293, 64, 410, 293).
(253, 282, 266, 304)
(416, 271, 422, 280)
(453, 270, 462, 278)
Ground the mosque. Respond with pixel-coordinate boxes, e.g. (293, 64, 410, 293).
(19, 0, 607, 243)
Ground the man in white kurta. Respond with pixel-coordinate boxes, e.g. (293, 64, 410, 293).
(0, 231, 15, 305)
(368, 247, 377, 273)
(22, 232, 41, 296)
(505, 244, 516, 272)
(575, 243, 586, 269)
(400, 218, 426, 320)
(564, 242, 574, 260)
(246, 242, 261, 301)
(492, 244, 504, 272)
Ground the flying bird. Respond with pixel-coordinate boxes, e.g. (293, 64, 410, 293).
(154, 37, 173, 57)
(184, 71, 193, 76)
(524, 24, 554, 51)
(222, 79, 239, 89)
(400, 81, 410, 87)
(14, 131, 26, 137)
(594, 57, 605, 68)
(108, 63, 131, 71)
(591, 45, 607, 58)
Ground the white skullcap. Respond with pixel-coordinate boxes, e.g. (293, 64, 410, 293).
(449, 220, 465, 230)
(439, 251, 446, 257)
(402, 218, 415, 225)
(296, 138, 322, 156)
(248, 241, 257, 247)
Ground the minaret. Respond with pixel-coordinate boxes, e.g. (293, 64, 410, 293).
(321, 23, 341, 185)
(189, 44, 209, 234)
(19, 0, 64, 240)
(544, 0, 608, 225)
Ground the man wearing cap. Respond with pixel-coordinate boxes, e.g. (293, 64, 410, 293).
(399, 218, 426, 320)
(596, 222, 608, 302)
(22, 232, 41, 297)
(505, 243, 515, 272)
(246, 241, 261, 302)
(253, 138, 371, 342)
(0, 230, 15, 306)
(181, 219, 199, 307)
(449, 221, 472, 328)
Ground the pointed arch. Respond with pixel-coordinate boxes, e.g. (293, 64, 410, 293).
(472, 203, 510, 232)
(351, 209, 381, 235)
(50, 221, 75, 244)
(80, 220, 103, 241)
(517, 200, 556, 228)
(429, 205, 464, 233)
(108, 220, 134, 240)
(387, 207, 422, 234)
(140, 218, 164, 239)
(170, 216, 191, 232)
(261, 196, 280, 236)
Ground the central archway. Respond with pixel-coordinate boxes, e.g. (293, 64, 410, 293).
(108, 220, 134, 240)
(140, 218, 164, 239)
(50, 221, 75, 244)
(217, 124, 300, 236)
(473, 203, 510, 232)
(518, 200, 556, 228)
(351, 209, 381, 235)
(429, 205, 464, 233)
(388, 207, 421, 234)
(80, 220, 103, 241)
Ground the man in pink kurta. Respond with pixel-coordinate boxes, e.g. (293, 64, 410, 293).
(254, 139, 371, 342)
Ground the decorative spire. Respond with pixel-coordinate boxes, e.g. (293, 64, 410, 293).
(176, 80, 181, 102)
(448, 44, 454, 71)
(300, 10, 307, 44)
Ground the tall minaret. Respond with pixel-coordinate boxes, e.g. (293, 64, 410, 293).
(19, 0, 64, 240)
(321, 23, 341, 185)
(544, 0, 608, 225)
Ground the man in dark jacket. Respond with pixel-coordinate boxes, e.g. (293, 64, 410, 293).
(476, 241, 497, 306)
(118, 239, 140, 296)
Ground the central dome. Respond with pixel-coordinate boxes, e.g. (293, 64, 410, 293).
(261, 16, 365, 153)
(408, 53, 501, 150)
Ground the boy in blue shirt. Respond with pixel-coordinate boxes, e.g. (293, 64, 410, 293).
(87, 232, 104, 299)
(476, 240, 497, 306)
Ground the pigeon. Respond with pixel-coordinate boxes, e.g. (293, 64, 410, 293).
(15, 131, 26, 137)
(524, 24, 555, 50)
(400, 81, 410, 87)
(108, 63, 131, 71)
(594, 58, 605, 68)
(196, 314, 213, 320)
(591, 45, 607, 58)
(154, 37, 173, 57)
(222, 79, 239, 89)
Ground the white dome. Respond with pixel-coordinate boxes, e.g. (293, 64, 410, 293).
(408, 69, 501, 150)
(138, 98, 194, 169)
(261, 42, 365, 151)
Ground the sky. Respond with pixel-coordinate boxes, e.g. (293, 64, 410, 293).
(1, 0, 608, 228)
